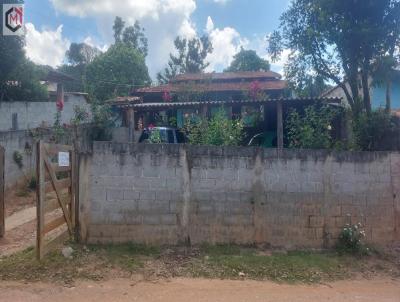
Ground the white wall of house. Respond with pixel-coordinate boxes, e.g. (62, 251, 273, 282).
(0, 93, 90, 131)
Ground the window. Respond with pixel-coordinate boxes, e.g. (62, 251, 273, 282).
(167, 130, 175, 143)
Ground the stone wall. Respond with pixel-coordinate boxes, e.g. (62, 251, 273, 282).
(0, 94, 89, 131)
(85, 142, 400, 248)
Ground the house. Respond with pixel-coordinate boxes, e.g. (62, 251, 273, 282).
(321, 69, 400, 111)
(0, 69, 90, 131)
(109, 71, 342, 148)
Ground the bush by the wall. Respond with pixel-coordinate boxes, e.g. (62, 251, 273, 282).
(286, 105, 339, 149)
(185, 108, 244, 146)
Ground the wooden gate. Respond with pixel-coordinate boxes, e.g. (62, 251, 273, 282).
(36, 141, 76, 260)
(0, 145, 4, 238)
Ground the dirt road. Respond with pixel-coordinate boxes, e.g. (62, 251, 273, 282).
(0, 278, 399, 302)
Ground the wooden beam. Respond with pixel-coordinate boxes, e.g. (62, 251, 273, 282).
(127, 108, 135, 142)
(36, 141, 45, 260)
(0, 146, 4, 238)
(43, 149, 73, 235)
(277, 100, 284, 149)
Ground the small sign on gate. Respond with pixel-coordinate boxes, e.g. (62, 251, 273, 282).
(58, 152, 70, 167)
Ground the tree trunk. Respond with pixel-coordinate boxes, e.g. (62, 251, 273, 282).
(361, 67, 372, 115)
(386, 80, 392, 113)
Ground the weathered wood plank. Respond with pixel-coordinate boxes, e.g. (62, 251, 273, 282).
(43, 216, 66, 234)
(45, 178, 71, 193)
(43, 143, 73, 153)
(43, 155, 73, 234)
(44, 197, 71, 213)
(36, 141, 45, 260)
(51, 164, 71, 172)
(0, 146, 4, 238)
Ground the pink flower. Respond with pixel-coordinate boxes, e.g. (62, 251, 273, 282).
(148, 124, 155, 129)
(162, 90, 172, 102)
(249, 81, 261, 100)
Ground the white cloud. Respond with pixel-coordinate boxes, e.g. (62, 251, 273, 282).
(212, 0, 230, 4)
(25, 23, 70, 68)
(204, 16, 248, 72)
(49, 0, 197, 77)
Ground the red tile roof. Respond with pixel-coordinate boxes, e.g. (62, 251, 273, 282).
(136, 80, 287, 94)
(172, 71, 282, 82)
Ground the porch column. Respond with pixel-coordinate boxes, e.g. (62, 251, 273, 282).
(127, 107, 135, 142)
(201, 104, 208, 118)
(277, 100, 283, 149)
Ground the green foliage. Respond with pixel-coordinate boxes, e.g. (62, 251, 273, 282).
(0, 33, 48, 102)
(225, 48, 270, 72)
(53, 111, 66, 143)
(28, 175, 37, 191)
(70, 105, 90, 126)
(113, 16, 148, 57)
(13, 151, 23, 169)
(66, 42, 101, 66)
(185, 108, 244, 146)
(89, 101, 115, 141)
(353, 110, 396, 151)
(148, 129, 162, 144)
(58, 43, 101, 92)
(286, 105, 338, 149)
(336, 223, 368, 255)
(268, 0, 400, 115)
(85, 43, 151, 102)
(157, 35, 213, 84)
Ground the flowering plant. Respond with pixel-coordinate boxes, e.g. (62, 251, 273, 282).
(337, 222, 368, 255)
(162, 90, 172, 102)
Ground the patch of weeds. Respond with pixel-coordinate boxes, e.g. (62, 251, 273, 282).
(0, 246, 102, 284)
(89, 243, 160, 271)
(187, 247, 348, 283)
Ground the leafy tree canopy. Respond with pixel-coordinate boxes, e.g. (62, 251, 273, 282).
(85, 43, 151, 102)
(225, 48, 270, 72)
(157, 35, 213, 84)
(0, 35, 47, 101)
(66, 42, 101, 66)
(268, 0, 400, 115)
(113, 16, 148, 57)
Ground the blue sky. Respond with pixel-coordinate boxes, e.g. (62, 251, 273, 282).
(23, 0, 289, 78)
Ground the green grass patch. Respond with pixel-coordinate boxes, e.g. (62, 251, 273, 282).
(188, 248, 349, 283)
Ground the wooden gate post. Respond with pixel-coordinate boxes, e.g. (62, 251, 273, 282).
(36, 141, 45, 259)
(0, 146, 5, 238)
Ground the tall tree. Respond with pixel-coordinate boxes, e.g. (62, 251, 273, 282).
(0, 35, 47, 101)
(66, 42, 101, 66)
(85, 43, 151, 102)
(157, 35, 213, 84)
(113, 16, 148, 57)
(268, 0, 400, 116)
(59, 42, 101, 92)
(225, 48, 270, 72)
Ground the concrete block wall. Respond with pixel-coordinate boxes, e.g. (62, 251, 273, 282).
(0, 127, 91, 189)
(85, 142, 400, 248)
(0, 94, 90, 131)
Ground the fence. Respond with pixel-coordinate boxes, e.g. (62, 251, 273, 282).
(77, 142, 400, 248)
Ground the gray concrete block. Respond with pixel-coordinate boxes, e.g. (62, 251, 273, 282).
(107, 189, 124, 202)
(123, 190, 140, 200)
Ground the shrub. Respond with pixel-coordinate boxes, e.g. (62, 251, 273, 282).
(185, 108, 244, 146)
(13, 151, 23, 169)
(353, 110, 396, 151)
(286, 105, 339, 149)
(149, 129, 162, 144)
(336, 223, 368, 255)
(28, 175, 37, 191)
